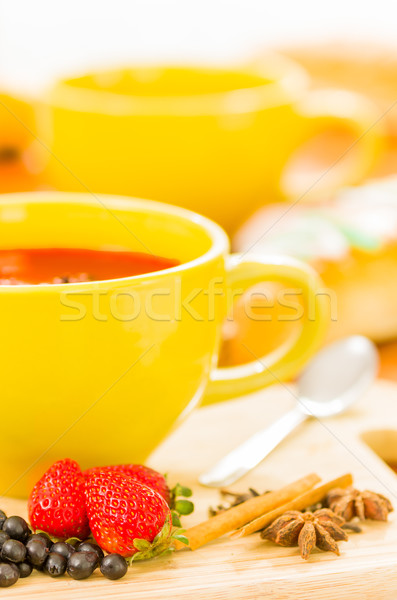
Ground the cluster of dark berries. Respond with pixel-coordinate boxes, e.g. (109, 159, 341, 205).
(0, 511, 128, 587)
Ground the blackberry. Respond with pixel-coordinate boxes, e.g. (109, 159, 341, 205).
(100, 553, 128, 580)
(0, 562, 19, 587)
(50, 541, 75, 560)
(44, 552, 67, 577)
(67, 551, 97, 580)
(77, 541, 104, 565)
(27, 532, 52, 550)
(0, 531, 10, 550)
(1, 539, 26, 563)
(18, 562, 33, 578)
(25, 538, 48, 566)
(2, 516, 30, 542)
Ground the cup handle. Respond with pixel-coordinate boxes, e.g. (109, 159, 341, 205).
(202, 254, 329, 404)
(281, 88, 384, 199)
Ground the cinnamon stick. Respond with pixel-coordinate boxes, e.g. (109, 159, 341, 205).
(174, 473, 320, 551)
(231, 472, 353, 539)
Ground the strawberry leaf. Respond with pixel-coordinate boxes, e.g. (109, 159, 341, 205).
(169, 483, 194, 519)
(157, 547, 174, 557)
(174, 500, 194, 516)
(65, 536, 83, 546)
(153, 518, 171, 545)
(173, 534, 189, 545)
(130, 518, 173, 562)
(133, 539, 151, 552)
(126, 519, 189, 562)
(34, 529, 56, 541)
(171, 511, 182, 527)
(171, 484, 192, 498)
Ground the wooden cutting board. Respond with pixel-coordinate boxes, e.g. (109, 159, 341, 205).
(3, 379, 397, 599)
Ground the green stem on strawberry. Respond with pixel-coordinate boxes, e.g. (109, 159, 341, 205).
(65, 536, 84, 547)
(171, 511, 182, 528)
(169, 483, 194, 517)
(32, 530, 84, 547)
(126, 519, 189, 564)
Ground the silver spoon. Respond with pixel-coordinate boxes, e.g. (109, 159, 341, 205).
(199, 336, 378, 488)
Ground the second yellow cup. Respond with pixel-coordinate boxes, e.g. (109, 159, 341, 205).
(36, 54, 382, 234)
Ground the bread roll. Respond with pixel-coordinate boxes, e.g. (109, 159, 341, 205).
(277, 42, 397, 179)
(279, 42, 397, 137)
(221, 176, 397, 366)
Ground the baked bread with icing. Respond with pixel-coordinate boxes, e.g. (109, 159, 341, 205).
(220, 176, 397, 366)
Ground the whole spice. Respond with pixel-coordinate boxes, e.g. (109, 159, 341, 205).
(342, 521, 362, 533)
(303, 501, 363, 534)
(174, 473, 321, 551)
(231, 473, 353, 540)
(261, 508, 348, 560)
(326, 487, 393, 521)
(304, 502, 323, 513)
(209, 488, 262, 517)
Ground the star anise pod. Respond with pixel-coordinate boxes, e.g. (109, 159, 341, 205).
(326, 487, 393, 521)
(260, 508, 348, 560)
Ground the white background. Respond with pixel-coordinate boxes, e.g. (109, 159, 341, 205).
(1, 0, 397, 94)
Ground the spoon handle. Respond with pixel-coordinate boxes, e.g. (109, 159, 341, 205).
(199, 407, 307, 488)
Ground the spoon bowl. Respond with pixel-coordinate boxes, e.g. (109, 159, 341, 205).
(199, 336, 379, 487)
(298, 335, 379, 418)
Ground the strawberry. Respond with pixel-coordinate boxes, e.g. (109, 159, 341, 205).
(28, 458, 90, 539)
(85, 470, 173, 558)
(84, 464, 170, 505)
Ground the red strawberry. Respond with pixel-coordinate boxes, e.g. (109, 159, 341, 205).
(84, 464, 170, 505)
(28, 458, 90, 539)
(85, 470, 172, 558)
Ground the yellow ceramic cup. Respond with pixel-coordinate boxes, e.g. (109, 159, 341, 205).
(0, 192, 327, 497)
(37, 55, 381, 233)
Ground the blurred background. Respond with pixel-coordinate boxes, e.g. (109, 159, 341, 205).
(2, 0, 397, 380)
(2, 1, 397, 91)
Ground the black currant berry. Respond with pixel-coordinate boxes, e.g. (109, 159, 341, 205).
(67, 551, 97, 580)
(27, 532, 52, 551)
(44, 552, 67, 577)
(0, 531, 10, 550)
(50, 541, 75, 560)
(100, 553, 128, 580)
(2, 516, 30, 542)
(25, 538, 48, 566)
(1, 539, 26, 563)
(0, 562, 19, 587)
(77, 541, 104, 565)
(18, 561, 33, 578)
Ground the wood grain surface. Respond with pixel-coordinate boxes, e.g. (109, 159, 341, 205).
(2, 379, 397, 599)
